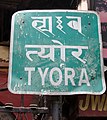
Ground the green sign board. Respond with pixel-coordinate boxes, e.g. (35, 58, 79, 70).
(8, 10, 106, 95)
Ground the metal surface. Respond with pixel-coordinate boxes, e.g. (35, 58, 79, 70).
(0, 106, 48, 113)
(52, 101, 59, 120)
(8, 10, 106, 95)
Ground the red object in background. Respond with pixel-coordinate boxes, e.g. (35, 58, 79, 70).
(0, 71, 33, 106)
(99, 12, 107, 23)
(95, 0, 107, 58)
(103, 48, 107, 58)
(0, 71, 37, 119)
(78, 93, 107, 117)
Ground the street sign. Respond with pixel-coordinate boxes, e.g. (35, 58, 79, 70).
(8, 10, 106, 95)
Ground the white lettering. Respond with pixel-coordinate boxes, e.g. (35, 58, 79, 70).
(78, 68, 90, 86)
(24, 67, 90, 87)
(25, 40, 88, 64)
(31, 16, 54, 37)
(65, 68, 75, 86)
(24, 67, 35, 85)
(38, 67, 49, 85)
(50, 67, 62, 86)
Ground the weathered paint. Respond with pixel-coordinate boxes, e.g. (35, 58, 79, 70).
(8, 10, 106, 95)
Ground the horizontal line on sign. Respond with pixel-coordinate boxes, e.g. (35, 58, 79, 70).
(25, 45, 88, 49)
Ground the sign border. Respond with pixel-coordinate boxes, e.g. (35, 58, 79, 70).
(8, 10, 106, 95)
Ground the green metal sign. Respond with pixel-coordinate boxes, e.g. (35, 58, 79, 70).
(8, 10, 106, 95)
